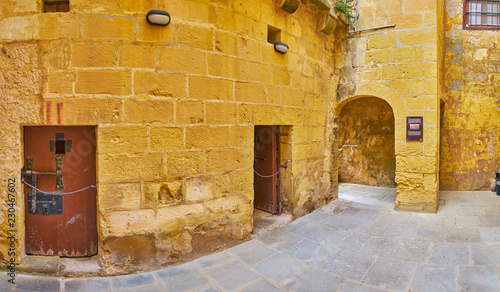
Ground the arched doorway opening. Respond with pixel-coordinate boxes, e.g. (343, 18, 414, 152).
(338, 96, 396, 187)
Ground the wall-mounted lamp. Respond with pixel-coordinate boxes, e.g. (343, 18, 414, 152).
(146, 10, 171, 26)
(274, 41, 289, 54)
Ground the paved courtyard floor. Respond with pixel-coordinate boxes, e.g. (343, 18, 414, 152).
(3, 183, 500, 291)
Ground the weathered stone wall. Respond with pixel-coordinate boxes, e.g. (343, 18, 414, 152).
(338, 97, 396, 187)
(335, 0, 441, 212)
(441, 0, 500, 190)
(0, 0, 340, 273)
(0, 42, 42, 270)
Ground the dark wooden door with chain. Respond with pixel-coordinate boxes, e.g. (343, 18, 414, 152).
(254, 125, 279, 214)
(24, 126, 97, 257)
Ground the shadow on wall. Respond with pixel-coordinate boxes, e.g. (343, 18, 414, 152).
(338, 96, 396, 187)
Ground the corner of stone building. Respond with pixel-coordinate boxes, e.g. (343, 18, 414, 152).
(332, 0, 442, 213)
(0, 0, 345, 274)
(394, 201, 439, 213)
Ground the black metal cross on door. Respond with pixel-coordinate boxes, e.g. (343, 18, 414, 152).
(49, 132, 72, 155)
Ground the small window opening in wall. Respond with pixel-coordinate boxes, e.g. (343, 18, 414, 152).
(267, 25, 281, 44)
(44, 1, 70, 13)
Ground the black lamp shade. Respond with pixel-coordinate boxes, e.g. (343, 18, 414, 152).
(274, 41, 289, 54)
(146, 10, 171, 26)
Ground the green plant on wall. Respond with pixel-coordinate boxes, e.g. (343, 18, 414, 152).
(335, 0, 354, 18)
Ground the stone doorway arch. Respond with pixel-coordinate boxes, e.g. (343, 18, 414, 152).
(334, 83, 440, 212)
(337, 96, 396, 187)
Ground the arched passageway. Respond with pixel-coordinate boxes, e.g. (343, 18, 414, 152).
(338, 96, 396, 187)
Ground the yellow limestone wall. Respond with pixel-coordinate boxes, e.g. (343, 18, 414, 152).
(335, 0, 442, 212)
(338, 97, 396, 187)
(0, 0, 340, 273)
(441, 0, 500, 190)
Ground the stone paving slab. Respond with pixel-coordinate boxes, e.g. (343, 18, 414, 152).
(155, 262, 209, 291)
(204, 260, 260, 291)
(5, 184, 500, 292)
(361, 258, 417, 290)
(63, 277, 111, 292)
(458, 266, 500, 291)
(254, 253, 306, 284)
(240, 279, 285, 292)
(284, 268, 344, 292)
(109, 272, 156, 290)
(390, 239, 431, 263)
(0, 273, 12, 292)
(339, 281, 386, 292)
(11, 275, 61, 292)
(322, 248, 377, 282)
(291, 223, 337, 243)
(227, 239, 275, 266)
(430, 243, 470, 265)
(409, 265, 457, 292)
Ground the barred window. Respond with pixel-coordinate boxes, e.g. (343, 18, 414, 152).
(464, 0, 500, 29)
(44, 1, 70, 13)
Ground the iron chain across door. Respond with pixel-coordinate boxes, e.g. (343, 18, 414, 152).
(254, 125, 280, 214)
(23, 126, 97, 257)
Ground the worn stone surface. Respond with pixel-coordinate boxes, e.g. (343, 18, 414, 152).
(241, 279, 284, 292)
(458, 266, 500, 291)
(227, 240, 275, 265)
(334, 0, 441, 211)
(338, 97, 396, 187)
(155, 263, 208, 292)
(285, 268, 343, 292)
(109, 272, 156, 290)
(4, 185, 500, 291)
(362, 258, 417, 290)
(0, 0, 341, 272)
(13, 275, 61, 292)
(410, 265, 457, 292)
(440, 0, 500, 191)
(205, 260, 260, 291)
(63, 278, 111, 292)
(430, 243, 470, 265)
(0, 0, 490, 277)
(254, 253, 306, 284)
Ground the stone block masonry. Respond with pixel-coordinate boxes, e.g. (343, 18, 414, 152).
(440, 0, 500, 191)
(0, 0, 458, 274)
(335, 0, 442, 212)
(0, 0, 340, 274)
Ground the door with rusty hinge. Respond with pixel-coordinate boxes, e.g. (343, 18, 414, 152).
(254, 125, 280, 214)
(24, 126, 97, 257)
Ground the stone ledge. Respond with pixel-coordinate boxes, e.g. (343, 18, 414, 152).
(310, 0, 333, 10)
(276, 0, 348, 35)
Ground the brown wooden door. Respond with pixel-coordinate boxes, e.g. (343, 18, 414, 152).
(254, 126, 279, 214)
(24, 126, 97, 257)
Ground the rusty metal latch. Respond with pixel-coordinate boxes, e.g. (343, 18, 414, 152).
(28, 192, 63, 214)
(22, 156, 65, 215)
(22, 156, 65, 187)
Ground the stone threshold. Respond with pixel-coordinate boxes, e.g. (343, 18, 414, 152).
(16, 255, 101, 278)
(252, 209, 293, 238)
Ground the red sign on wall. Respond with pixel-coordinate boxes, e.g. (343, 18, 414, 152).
(406, 116, 423, 141)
